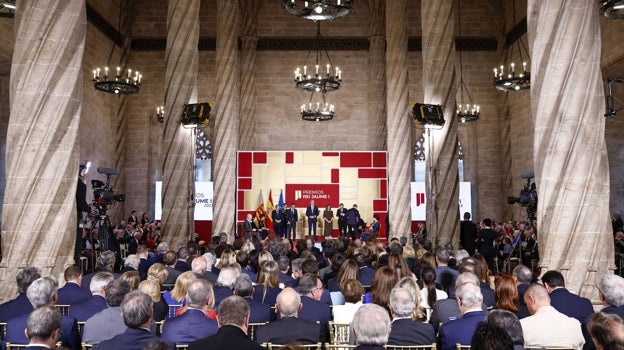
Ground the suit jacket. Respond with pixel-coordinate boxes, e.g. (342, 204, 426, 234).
(7, 313, 81, 350)
(213, 286, 233, 310)
(549, 288, 594, 324)
(57, 282, 91, 305)
(174, 260, 191, 272)
(243, 219, 254, 234)
(479, 281, 496, 308)
(346, 208, 360, 226)
(278, 272, 294, 286)
(477, 228, 497, 257)
(256, 317, 320, 345)
(189, 325, 265, 350)
(161, 308, 218, 345)
(164, 266, 182, 285)
(435, 266, 459, 298)
(244, 298, 273, 323)
(337, 208, 348, 223)
(138, 258, 149, 280)
(602, 305, 624, 319)
(98, 327, 174, 350)
(83, 306, 127, 344)
(388, 318, 435, 346)
(429, 298, 461, 333)
(0, 294, 33, 322)
(355, 346, 385, 350)
(438, 310, 487, 350)
(459, 220, 478, 253)
(70, 295, 107, 322)
(298, 296, 331, 342)
(286, 208, 298, 223)
(128, 239, 139, 255)
(306, 206, 319, 222)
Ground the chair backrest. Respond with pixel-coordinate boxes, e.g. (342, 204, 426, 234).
(387, 344, 437, 350)
(455, 345, 471, 350)
(524, 347, 578, 350)
(82, 342, 95, 350)
(7, 343, 62, 350)
(247, 322, 267, 341)
(155, 320, 164, 336)
(77, 321, 86, 337)
(324, 345, 357, 350)
(161, 283, 175, 291)
(0, 322, 6, 341)
(168, 304, 182, 318)
(176, 345, 188, 350)
(55, 304, 71, 316)
(265, 343, 322, 350)
(329, 321, 351, 345)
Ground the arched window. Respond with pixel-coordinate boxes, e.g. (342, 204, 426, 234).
(413, 135, 464, 181)
(195, 129, 212, 182)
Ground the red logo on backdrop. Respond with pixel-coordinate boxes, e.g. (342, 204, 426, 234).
(286, 184, 340, 208)
(416, 192, 426, 207)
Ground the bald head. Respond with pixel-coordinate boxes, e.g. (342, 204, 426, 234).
(276, 287, 301, 318)
(524, 283, 551, 315)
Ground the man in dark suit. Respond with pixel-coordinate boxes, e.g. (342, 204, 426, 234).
(460, 212, 478, 254)
(388, 287, 435, 346)
(286, 203, 298, 240)
(352, 304, 392, 350)
(541, 270, 594, 324)
(242, 213, 261, 242)
(336, 203, 348, 238)
(0, 267, 41, 322)
(297, 274, 331, 342)
(70, 272, 113, 322)
(75, 164, 91, 265)
(233, 275, 272, 324)
(127, 210, 138, 226)
(278, 256, 295, 286)
(57, 266, 91, 306)
(214, 266, 236, 309)
(189, 296, 264, 350)
(256, 287, 320, 345)
(174, 247, 192, 272)
(272, 205, 285, 239)
(435, 248, 459, 298)
(161, 279, 219, 345)
(98, 290, 174, 350)
(23, 306, 63, 350)
(163, 251, 182, 285)
(305, 200, 319, 239)
(477, 218, 498, 273)
(6, 277, 81, 350)
(437, 281, 487, 350)
(346, 204, 361, 239)
(512, 264, 532, 314)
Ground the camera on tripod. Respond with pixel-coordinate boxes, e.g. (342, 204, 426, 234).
(507, 171, 538, 221)
(91, 167, 125, 215)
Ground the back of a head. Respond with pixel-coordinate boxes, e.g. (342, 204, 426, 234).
(218, 295, 249, 328)
(483, 218, 492, 227)
(541, 270, 565, 288)
(342, 279, 364, 304)
(192, 256, 208, 274)
(512, 265, 533, 284)
(163, 251, 177, 265)
(64, 266, 81, 282)
(455, 280, 483, 310)
(97, 251, 116, 270)
(177, 247, 190, 260)
(277, 287, 301, 317)
(352, 303, 391, 346)
(525, 283, 550, 305)
(278, 255, 290, 272)
(26, 306, 61, 341)
(234, 274, 253, 298)
(298, 273, 319, 295)
(217, 266, 240, 287)
(588, 312, 624, 350)
(121, 290, 152, 328)
(435, 248, 450, 264)
(17, 267, 42, 294)
(470, 322, 513, 350)
(186, 279, 213, 307)
(456, 271, 480, 288)
(203, 252, 216, 269)
(598, 274, 624, 307)
(464, 212, 471, 220)
(90, 272, 114, 294)
(27, 277, 58, 309)
(389, 287, 415, 318)
(147, 263, 168, 285)
(301, 258, 320, 275)
(105, 279, 132, 307)
(486, 309, 524, 346)
(236, 251, 249, 267)
(138, 279, 162, 303)
(156, 242, 169, 254)
(120, 270, 140, 289)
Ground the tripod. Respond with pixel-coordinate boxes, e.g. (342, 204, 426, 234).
(85, 212, 113, 273)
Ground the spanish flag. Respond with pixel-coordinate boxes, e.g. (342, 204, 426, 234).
(255, 190, 265, 223)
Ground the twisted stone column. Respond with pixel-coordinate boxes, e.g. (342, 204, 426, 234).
(385, 0, 412, 240)
(239, 0, 264, 150)
(162, 0, 200, 249)
(0, 0, 85, 300)
(421, 0, 459, 247)
(368, 0, 386, 151)
(528, 0, 612, 297)
(212, 0, 240, 239)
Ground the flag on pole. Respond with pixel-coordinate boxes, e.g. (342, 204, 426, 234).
(278, 190, 285, 209)
(255, 190, 265, 223)
(266, 190, 275, 230)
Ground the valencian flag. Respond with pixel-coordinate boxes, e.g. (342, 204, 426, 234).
(255, 190, 266, 223)
(266, 189, 275, 230)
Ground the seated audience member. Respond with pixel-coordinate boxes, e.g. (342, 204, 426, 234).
(434, 248, 459, 298)
(520, 283, 585, 349)
(437, 278, 486, 350)
(297, 274, 332, 342)
(82, 250, 119, 291)
(286, 258, 304, 288)
(202, 252, 219, 283)
(83, 279, 132, 344)
(485, 309, 525, 350)
(355, 252, 375, 287)
(146, 263, 169, 290)
(70, 272, 114, 322)
(121, 254, 140, 274)
(472, 255, 496, 308)
(162, 271, 197, 310)
(138, 279, 169, 322)
(256, 287, 320, 345)
(588, 312, 624, 350)
(148, 241, 168, 266)
(136, 244, 150, 280)
(191, 256, 210, 280)
(597, 274, 624, 319)
(387, 287, 435, 346)
(233, 274, 271, 323)
(6, 276, 81, 350)
(98, 291, 175, 350)
(0, 267, 41, 321)
(495, 274, 530, 319)
(363, 266, 397, 310)
(419, 264, 447, 312)
(175, 247, 192, 272)
(430, 271, 484, 332)
(512, 264, 533, 303)
(161, 279, 219, 344)
(120, 270, 141, 290)
(351, 303, 392, 350)
(277, 255, 294, 287)
(57, 266, 91, 305)
(328, 259, 359, 293)
(332, 279, 364, 324)
(470, 322, 514, 350)
(253, 260, 282, 307)
(189, 296, 265, 350)
(24, 306, 62, 349)
(541, 270, 594, 324)
(214, 265, 239, 309)
(162, 251, 182, 285)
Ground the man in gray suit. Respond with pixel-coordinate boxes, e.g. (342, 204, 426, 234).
(82, 279, 132, 344)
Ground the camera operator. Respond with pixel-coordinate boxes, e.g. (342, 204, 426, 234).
(75, 164, 92, 265)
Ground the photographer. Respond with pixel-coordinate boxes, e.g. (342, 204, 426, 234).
(75, 164, 92, 265)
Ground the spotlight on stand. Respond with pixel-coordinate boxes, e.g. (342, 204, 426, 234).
(181, 103, 211, 129)
(605, 77, 624, 118)
(412, 103, 445, 129)
(601, 0, 624, 19)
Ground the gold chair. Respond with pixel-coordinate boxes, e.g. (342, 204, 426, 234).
(247, 322, 267, 341)
(155, 320, 164, 336)
(77, 321, 86, 338)
(328, 321, 351, 345)
(455, 345, 471, 350)
(81, 342, 95, 350)
(0, 322, 6, 341)
(55, 304, 71, 316)
(7, 343, 62, 350)
(175, 345, 188, 350)
(386, 344, 437, 350)
(264, 343, 322, 350)
(324, 345, 357, 350)
(524, 347, 578, 350)
(168, 304, 182, 318)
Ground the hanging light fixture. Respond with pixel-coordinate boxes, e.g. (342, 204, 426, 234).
(456, 0, 479, 122)
(156, 106, 165, 123)
(301, 92, 334, 121)
(0, 0, 15, 17)
(600, 0, 624, 19)
(294, 22, 342, 95)
(283, 0, 353, 21)
(92, 66, 142, 94)
(493, 0, 530, 92)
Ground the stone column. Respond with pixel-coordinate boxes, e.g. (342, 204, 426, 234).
(0, 0, 85, 300)
(162, 0, 200, 249)
(528, 0, 612, 297)
(368, 0, 386, 151)
(421, 0, 459, 247)
(385, 0, 412, 240)
(212, 0, 240, 239)
(239, 0, 264, 150)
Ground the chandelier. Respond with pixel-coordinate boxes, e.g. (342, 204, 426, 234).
(0, 1, 15, 17)
(493, 0, 530, 92)
(92, 66, 141, 94)
(301, 93, 334, 121)
(283, 0, 353, 21)
(601, 0, 624, 19)
(456, 0, 479, 122)
(294, 22, 341, 94)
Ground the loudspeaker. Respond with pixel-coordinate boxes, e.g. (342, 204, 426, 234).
(181, 103, 211, 126)
(412, 103, 445, 128)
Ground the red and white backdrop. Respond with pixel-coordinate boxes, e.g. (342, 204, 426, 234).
(236, 151, 388, 239)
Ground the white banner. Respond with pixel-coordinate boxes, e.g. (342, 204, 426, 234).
(410, 182, 472, 220)
(155, 181, 213, 221)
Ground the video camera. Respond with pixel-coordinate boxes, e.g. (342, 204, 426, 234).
(507, 171, 538, 221)
(91, 167, 125, 215)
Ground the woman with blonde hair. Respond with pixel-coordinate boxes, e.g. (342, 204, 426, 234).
(388, 253, 414, 281)
(254, 260, 282, 306)
(147, 263, 168, 287)
(396, 277, 427, 321)
(327, 259, 359, 292)
(120, 271, 140, 290)
(258, 250, 274, 267)
(139, 279, 168, 321)
(162, 271, 197, 317)
(218, 249, 236, 269)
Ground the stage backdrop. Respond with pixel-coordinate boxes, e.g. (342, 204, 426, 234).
(237, 151, 388, 239)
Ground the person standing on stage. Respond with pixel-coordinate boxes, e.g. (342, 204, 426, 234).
(272, 205, 285, 239)
(337, 203, 348, 238)
(286, 203, 298, 239)
(306, 200, 319, 240)
(323, 205, 334, 238)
